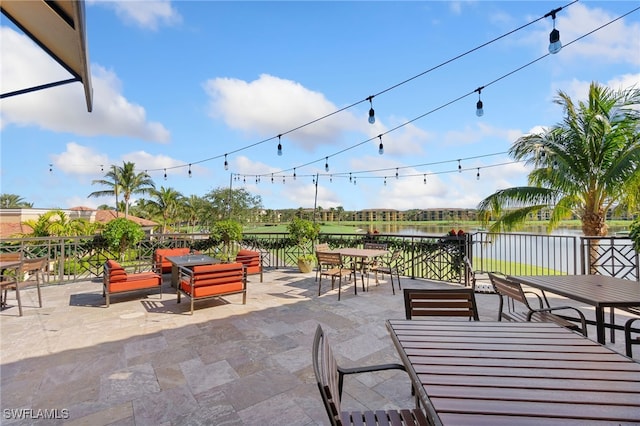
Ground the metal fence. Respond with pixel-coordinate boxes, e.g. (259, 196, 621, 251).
(1, 231, 637, 285)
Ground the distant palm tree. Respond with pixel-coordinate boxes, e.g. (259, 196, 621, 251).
(0, 194, 32, 208)
(147, 186, 183, 233)
(21, 210, 98, 237)
(88, 162, 155, 218)
(478, 82, 640, 237)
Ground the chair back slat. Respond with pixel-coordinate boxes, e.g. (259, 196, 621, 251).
(317, 252, 342, 266)
(363, 242, 387, 250)
(404, 288, 479, 320)
(313, 325, 343, 425)
(489, 273, 529, 306)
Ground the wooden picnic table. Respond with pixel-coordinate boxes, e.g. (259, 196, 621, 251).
(509, 274, 640, 345)
(386, 319, 640, 425)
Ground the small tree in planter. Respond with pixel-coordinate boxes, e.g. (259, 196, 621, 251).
(287, 217, 320, 272)
(211, 219, 243, 262)
(101, 218, 145, 262)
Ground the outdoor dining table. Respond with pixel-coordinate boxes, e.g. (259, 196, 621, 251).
(328, 247, 388, 291)
(509, 274, 640, 345)
(386, 319, 640, 425)
(165, 254, 220, 287)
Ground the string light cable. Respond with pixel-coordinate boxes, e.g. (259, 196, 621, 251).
(109, 2, 581, 176)
(236, 4, 638, 182)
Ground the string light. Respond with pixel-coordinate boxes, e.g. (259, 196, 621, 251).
(277, 135, 283, 156)
(477, 168, 480, 180)
(188, 164, 192, 178)
(224, 154, 229, 171)
(458, 160, 462, 172)
(349, 172, 352, 183)
(49, 164, 53, 173)
(293, 168, 296, 180)
(271, 173, 274, 183)
(329, 175, 333, 183)
(546, 7, 563, 54)
(395, 168, 399, 179)
(116, 1, 623, 179)
(384, 177, 387, 186)
(475, 86, 484, 117)
(367, 96, 375, 124)
(378, 135, 384, 155)
(325, 157, 329, 172)
(164, 169, 167, 180)
(100, 164, 104, 172)
(353, 176, 357, 185)
(423, 174, 427, 184)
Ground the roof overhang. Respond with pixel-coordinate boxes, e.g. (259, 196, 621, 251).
(1, 0, 93, 112)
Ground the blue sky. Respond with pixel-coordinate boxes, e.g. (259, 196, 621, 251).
(1, 1, 639, 212)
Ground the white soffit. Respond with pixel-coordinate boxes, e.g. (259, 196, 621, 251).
(1, 0, 93, 112)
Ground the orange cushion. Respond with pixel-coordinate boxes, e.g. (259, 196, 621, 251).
(235, 251, 261, 272)
(109, 273, 161, 293)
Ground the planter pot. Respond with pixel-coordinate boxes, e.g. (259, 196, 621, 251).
(297, 258, 314, 273)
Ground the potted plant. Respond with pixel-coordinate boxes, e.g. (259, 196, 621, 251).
(287, 217, 320, 273)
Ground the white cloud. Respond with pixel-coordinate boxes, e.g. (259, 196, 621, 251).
(204, 74, 359, 150)
(0, 28, 170, 142)
(51, 143, 110, 175)
(91, 0, 182, 30)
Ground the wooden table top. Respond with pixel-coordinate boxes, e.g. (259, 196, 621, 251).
(386, 319, 640, 425)
(0, 260, 21, 269)
(509, 274, 640, 308)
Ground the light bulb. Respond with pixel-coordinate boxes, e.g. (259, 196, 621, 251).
(368, 107, 375, 124)
(476, 100, 484, 117)
(548, 29, 562, 54)
(277, 142, 282, 156)
(325, 157, 329, 172)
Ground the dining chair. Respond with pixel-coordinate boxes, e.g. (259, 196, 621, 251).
(316, 252, 353, 300)
(489, 273, 587, 336)
(312, 325, 428, 426)
(463, 255, 495, 293)
(369, 250, 402, 294)
(403, 288, 479, 320)
(1, 257, 47, 316)
(624, 317, 640, 358)
(314, 243, 331, 282)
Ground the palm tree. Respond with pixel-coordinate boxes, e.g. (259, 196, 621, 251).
(88, 162, 155, 218)
(478, 82, 640, 237)
(0, 194, 32, 208)
(147, 186, 183, 233)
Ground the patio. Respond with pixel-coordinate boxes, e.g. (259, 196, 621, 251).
(1, 269, 637, 425)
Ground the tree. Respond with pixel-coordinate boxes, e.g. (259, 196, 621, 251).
(478, 82, 640, 237)
(20, 209, 98, 237)
(0, 194, 32, 208)
(211, 219, 243, 261)
(203, 187, 262, 225)
(89, 162, 155, 218)
(146, 186, 184, 233)
(101, 218, 145, 261)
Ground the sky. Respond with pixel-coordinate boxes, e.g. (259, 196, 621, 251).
(1, 0, 639, 213)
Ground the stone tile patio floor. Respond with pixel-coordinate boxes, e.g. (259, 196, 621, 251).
(1, 268, 637, 425)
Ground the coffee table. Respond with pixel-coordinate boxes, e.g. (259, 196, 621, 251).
(165, 254, 220, 287)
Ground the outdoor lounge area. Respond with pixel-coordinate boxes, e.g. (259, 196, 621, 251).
(1, 267, 638, 425)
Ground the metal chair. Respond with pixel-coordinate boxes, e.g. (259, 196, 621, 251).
(312, 325, 428, 426)
(624, 317, 640, 358)
(369, 250, 402, 295)
(403, 288, 479, 320)
(1, 257, 47, 316)
(489, 273, 587, 336)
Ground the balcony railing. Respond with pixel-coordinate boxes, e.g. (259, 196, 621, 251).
(1, 231, 637, 285)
